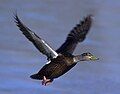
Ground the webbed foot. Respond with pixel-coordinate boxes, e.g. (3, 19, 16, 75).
(42, 76, 53, 86)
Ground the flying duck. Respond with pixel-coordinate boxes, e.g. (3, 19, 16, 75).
(14, 14, 99, 86)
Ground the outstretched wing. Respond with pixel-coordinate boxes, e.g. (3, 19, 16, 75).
(56, 15, 92, 54)
(14, 14, 58, 59)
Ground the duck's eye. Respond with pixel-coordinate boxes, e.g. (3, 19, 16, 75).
(82, 53, 90, 56)
(87, 53, 91, 56)
(84, 53, 87, 56)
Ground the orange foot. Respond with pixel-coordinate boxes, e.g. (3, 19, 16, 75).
(42, 76, 53, 86)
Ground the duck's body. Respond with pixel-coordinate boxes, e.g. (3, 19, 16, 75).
(14, 14, 99, 86)
(31, 54, 76, 80)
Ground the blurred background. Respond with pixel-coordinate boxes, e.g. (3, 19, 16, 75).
(0, 0, 120, 94)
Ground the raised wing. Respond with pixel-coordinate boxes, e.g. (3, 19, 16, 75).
(14, 14, 58, 59)
(56, 15, 92, 54)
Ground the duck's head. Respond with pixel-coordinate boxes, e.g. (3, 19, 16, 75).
(81, 52, 99, 61)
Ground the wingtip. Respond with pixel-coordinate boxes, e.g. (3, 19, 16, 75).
(13, 13, 18, 23)
(13, 10, 18, 20)
(13, 11, 22, 27)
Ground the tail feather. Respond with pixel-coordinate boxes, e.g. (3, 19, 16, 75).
(30, 74, 42, 80)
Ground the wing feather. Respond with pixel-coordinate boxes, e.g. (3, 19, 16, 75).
(56, 15, 92, 54)
(14, 14, 58, 59)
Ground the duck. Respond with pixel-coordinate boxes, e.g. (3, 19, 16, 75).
(14, 14, 99, 86)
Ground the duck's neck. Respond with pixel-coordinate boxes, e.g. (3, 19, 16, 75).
(73, 55, 85, 62)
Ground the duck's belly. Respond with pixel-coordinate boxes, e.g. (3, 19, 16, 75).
(38, 61, 68, 79)
(37, 56, 76, 80)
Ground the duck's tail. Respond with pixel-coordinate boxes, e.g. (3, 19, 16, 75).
(30, 73, 41, 80)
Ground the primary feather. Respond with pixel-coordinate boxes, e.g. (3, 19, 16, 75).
(14, 14, 58, 59)
(56, 15, 92, 54)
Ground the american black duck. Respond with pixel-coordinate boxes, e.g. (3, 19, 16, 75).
(14, 14, 99, 86)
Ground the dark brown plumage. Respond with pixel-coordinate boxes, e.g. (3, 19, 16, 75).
(56, 15, 92, 54)
(14, 14, 97, 86)
(14, 14, 58, 59)
(31, 55, 76, 80)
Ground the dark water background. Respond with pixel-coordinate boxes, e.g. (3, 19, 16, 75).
(0, 0, 120, 94)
